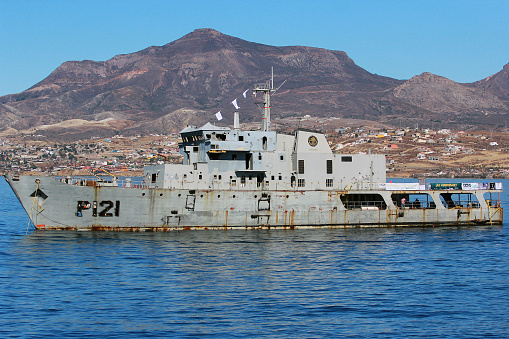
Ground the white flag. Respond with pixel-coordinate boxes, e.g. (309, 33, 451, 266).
(215, 111, 223, 120)
(231, 98, 239, 110)
(242, 89, 249, 98)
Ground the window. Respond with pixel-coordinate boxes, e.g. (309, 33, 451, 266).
(208, 153, 220, 160)
(239, 136, 244, 141)
(298, 179, 305, 187)
(280, 155, 284, 161)
(151, 173, 157, 183)
(246, 153, 252, 170)
(271, 175, 275, 180)
(262, 136, 267, 150)
(193, 146, 198, 152)
(326, 179, 333, 187)
(341, 156, 352, 162)
(198, 174, 202, 180)
(340, 194, 387, 210)
(439, 193, 478, 209)
(232, 154, 237, 160)
(298, 160, 305, 174)
(326, 160, 333, 174)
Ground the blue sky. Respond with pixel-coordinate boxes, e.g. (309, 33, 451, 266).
(1, 0, 507, 96)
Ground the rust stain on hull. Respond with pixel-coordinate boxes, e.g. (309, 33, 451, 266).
(33, 219, 500, 232)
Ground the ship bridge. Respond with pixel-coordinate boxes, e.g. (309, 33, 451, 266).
(179, 123, 276, 169)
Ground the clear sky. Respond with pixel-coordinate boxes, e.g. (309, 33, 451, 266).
(1, 0, 507, 96)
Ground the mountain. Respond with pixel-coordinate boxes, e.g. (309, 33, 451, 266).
(392, 72, 507, 125)
(0, 29, 507, 140)
(471, 63, 509, 104)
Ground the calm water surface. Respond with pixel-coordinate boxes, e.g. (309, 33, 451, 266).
(1, 178, 508, 338)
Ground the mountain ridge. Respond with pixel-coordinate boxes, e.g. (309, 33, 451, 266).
(1, 29, 507, 140)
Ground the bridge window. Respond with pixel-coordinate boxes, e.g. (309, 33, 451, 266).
(341, 156, 352, 162)
(326, 179, 333, 187)
(298, 179, 305, 187)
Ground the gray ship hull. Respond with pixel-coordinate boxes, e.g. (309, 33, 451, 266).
(5, 175, 503, 231)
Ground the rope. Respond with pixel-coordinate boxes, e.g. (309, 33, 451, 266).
(27, 180, 40, 234)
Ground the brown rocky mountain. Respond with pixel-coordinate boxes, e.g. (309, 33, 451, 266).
(471, 63, 509, 103)
(0, 29, 507, 140)
(392, 72, 508, 125)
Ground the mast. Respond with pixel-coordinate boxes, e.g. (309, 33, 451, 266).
(253, 67, 276, 132)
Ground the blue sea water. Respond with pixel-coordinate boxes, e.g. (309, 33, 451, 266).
(0, 178, 508, 338)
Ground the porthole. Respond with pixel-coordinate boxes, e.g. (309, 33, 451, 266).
(160, 193, 163, 196)
(142, 193, 145, 196)
(200, 195, 204, 198)
(178, 194, 181, 197)
(217, 195, 221, 198)
(254, 195, 257, 198)
(233, 195, 236, 198)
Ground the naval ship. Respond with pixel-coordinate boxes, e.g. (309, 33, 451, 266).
(4, 73, 504, 230)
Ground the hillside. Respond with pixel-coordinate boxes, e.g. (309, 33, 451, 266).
(0, 29, 507, 140)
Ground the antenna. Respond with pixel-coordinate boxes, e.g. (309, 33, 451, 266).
(271, 66, 274, 89)
(253, 67, 286, 132)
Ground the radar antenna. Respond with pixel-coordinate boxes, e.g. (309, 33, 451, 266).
(253, 67, 286, 132)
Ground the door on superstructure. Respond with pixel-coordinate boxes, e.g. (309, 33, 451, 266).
(186, 195, 196, 210)
(258, 195, 270, 211)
